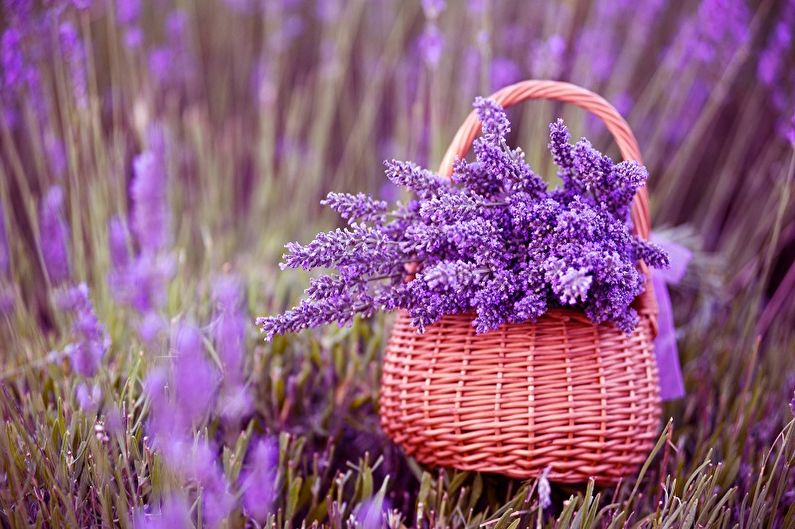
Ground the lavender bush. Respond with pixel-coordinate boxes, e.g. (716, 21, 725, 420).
(0, 0, 793, 528)
(259, 99, 668, 338)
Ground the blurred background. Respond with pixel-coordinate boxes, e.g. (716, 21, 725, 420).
(0, 0, 794, 527)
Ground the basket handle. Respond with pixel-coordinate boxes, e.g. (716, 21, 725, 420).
(438, 80, 651, 241)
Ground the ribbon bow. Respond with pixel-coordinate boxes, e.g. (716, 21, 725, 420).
(651, 234, 691, 401)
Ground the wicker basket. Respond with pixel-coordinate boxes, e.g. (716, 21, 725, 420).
(380, 80, 662, 484)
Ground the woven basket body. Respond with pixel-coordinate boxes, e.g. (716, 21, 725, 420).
(379, 80, 662, 484)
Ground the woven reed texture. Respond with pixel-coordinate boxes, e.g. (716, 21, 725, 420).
(380, 80, 663, 484)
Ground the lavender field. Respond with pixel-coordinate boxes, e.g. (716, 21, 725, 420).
(1, 0, 794, 527)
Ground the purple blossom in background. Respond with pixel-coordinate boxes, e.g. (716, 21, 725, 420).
(117, 0, 143, 48)
(116, 0, 139, 25)
(142, 325, 234, 528)
(687, 0, 750, 65)
(265, 11, 305, 54)
(222, 0, 257, 14)
(0, 211, 12, 318)
(58, 21, 87, 108)
(111, 125, 175, 321)
(172, 323, 220, 426)
(316, 0, 342, 22)
(212, 274, 252, 422)
(76, 382, 102, 413)
(39, 186, 71, 285)
(133, 496, 190, 529)
(418, 24, 444, 68)
(110, 126, 175, 334)
(259, 98, 668, 339)
(43, 131, 67, 179)
(490, 57, 521, 90)
(0, 204, 10, 277)
(58, 283, 110, 377)
(148, 10, 197, 90)
(138, 311, 167, 345)
(355, 496, 390, 529)
(421, 0, 445, 19)
(108, 216, 130, 271)
(110, 253, 174, 313)
(240, 438, 278, 522)
(131, 126, 170, 255)
(466, 0, 485, 14)
(529, 34, 566, 79)
(193, 450, 235, 529)
(651, 0, 748, 134)
(1, 26, 42, 127)
(212, 274, 246, 378)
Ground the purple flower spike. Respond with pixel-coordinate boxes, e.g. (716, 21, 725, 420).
(421, 0, 445, 19)
(241, 438, 278, 522)
(172, 324, 219, 426)
(418, 24, 444, 68)
(131, 126, 170, 255)
(59, 283, 109, 377)
(76, 382, 102, 413)
(212, 275, 246, 381)
(474, 97, 511, 142)
(133, 496, 191, 529)
(355, 496, 390, 529)
(321, 192, 388, 225)
(39, 186, 71, 285)
(538, 467, 551, 509)
(0, 204, 10, 277)
(59, 21, 87, 108)
(108, 216, 130, 271)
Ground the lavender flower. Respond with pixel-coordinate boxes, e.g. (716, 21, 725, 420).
(108, 216, 130, 270)
(538, 467, 551, 510)
(421, 0, 445, 19)
(58, 21, 87, 108)
(240, 438, 278, 522)
(0, 204, 10, 278)
(110, 253, 174, 313)
(117, 0, 143, 48)
(417, 24, 444, 68)
(131, 126, 170, 255)
(490, 57, 521, 90)
(133, 496, 190, 529)
(212, 274, 252, 422)
(474, 96, 511, 142)
(355, 496, 390, 529)
(321, 192, 388, 224)
(138, 311, 167, 345)
(529, 34, 566, 78)
(58, 283, 109, 377)
(39, 186, 71, 285)
(259, 98, 668, 339)
(171, 324, 220, 426)
(76, 382, 102, 413)
(212, 276, 246, 376)
(1, 26, 45, 127)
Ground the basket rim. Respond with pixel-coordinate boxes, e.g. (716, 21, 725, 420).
(390, 307, 656, 334)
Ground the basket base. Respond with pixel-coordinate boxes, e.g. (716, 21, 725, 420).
(380, 310, 661, 484)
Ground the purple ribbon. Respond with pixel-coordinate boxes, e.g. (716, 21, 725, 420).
(650, 234, 691, 401)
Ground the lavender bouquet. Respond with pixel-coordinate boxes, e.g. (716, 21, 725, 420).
(258, 98, 668, 339)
